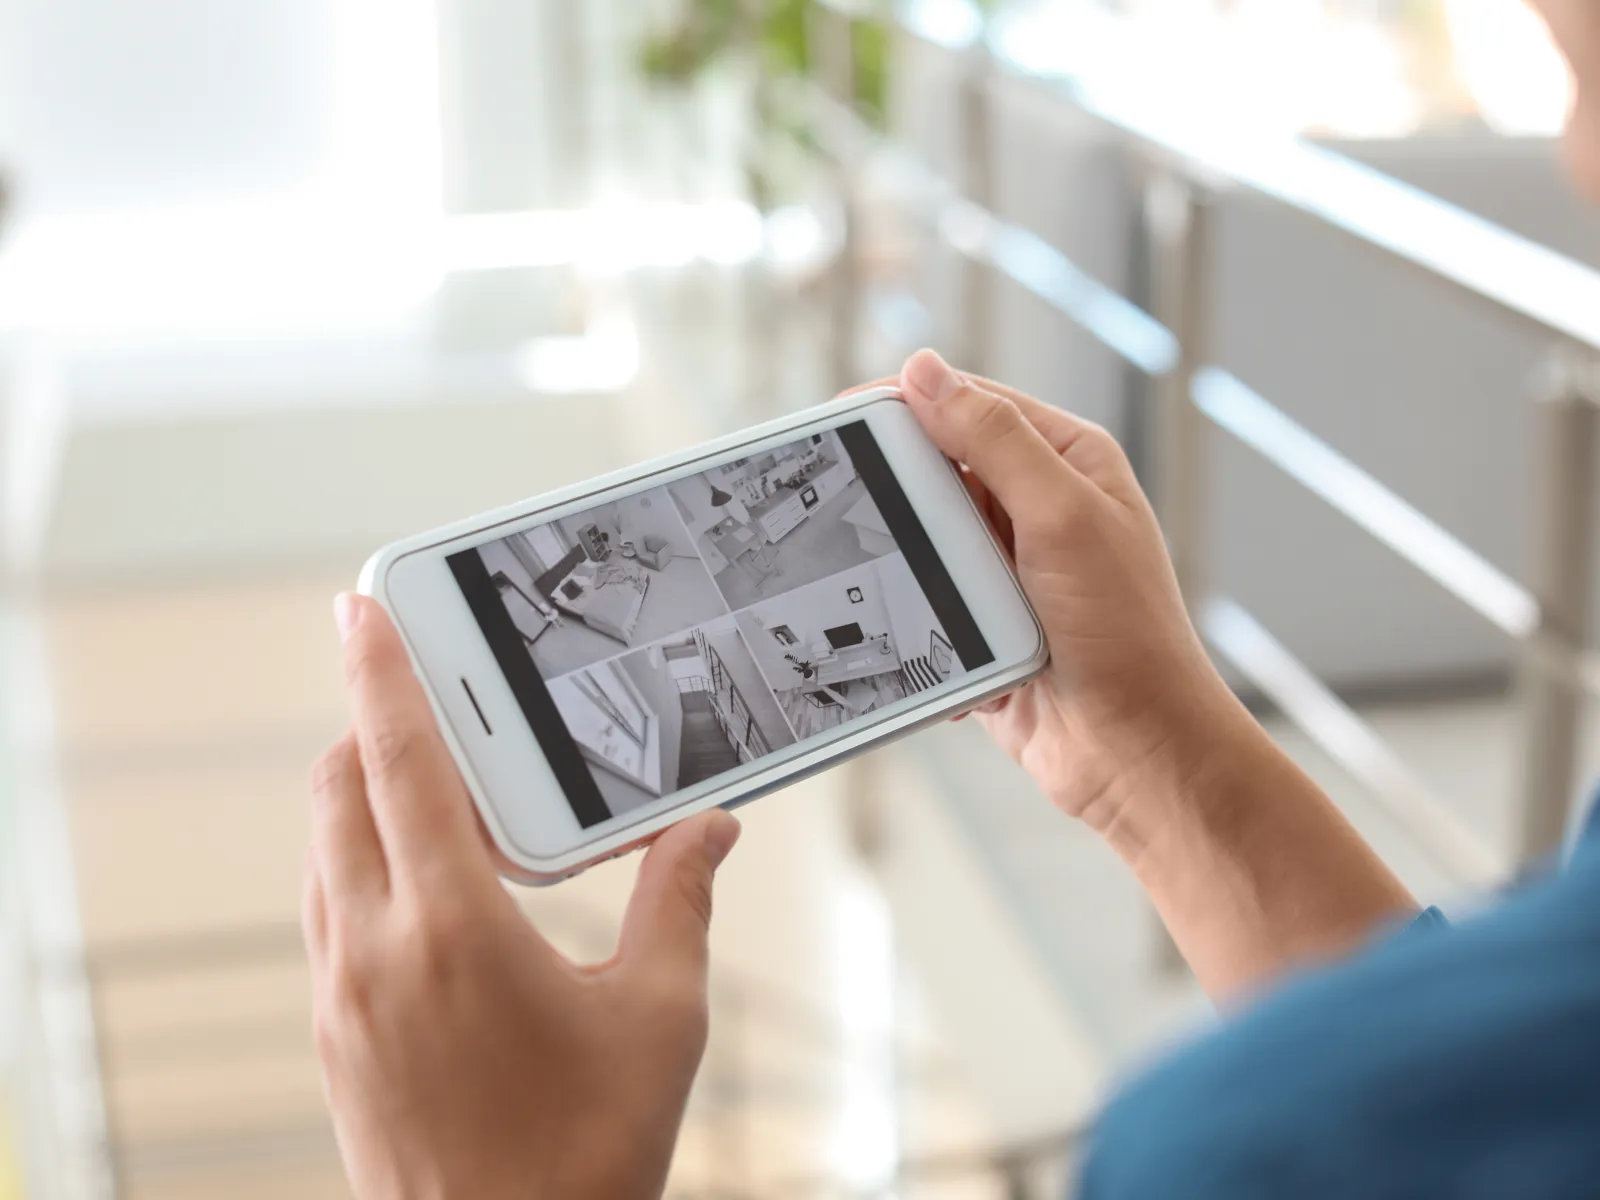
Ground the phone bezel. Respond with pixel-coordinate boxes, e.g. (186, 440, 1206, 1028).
(361, 388, 1048, 883)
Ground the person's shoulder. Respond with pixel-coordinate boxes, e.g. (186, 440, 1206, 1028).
(1082, 865, 1600, 1200)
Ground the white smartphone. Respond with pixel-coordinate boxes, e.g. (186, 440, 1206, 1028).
(360, 387, 1047, 884)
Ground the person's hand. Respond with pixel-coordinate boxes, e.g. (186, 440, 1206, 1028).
(303, 593, 741, 1200)
(897, 350, 1249, 834)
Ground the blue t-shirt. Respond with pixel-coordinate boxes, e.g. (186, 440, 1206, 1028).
(1081, 810, 1600, 1198)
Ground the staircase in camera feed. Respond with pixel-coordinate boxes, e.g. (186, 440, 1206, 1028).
(672, 631, 775, 787)
(899, 629, 955, 695)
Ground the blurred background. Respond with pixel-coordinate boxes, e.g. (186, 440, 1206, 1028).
(3, 0, 1598, 1196)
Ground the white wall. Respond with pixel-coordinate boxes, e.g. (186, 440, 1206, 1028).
(556, 503, 621, 556)
(740, 609, 803, 688)
(806, 565, 891, 650)
(615, 490, 698, 558)
(2, 0, 334, 212)
(668, 479, 738, 573)
(617, 653, 681, 796)
(479, 537, 540, 596)
(741, 562, 895, 681)
(703, 624, 796, 749)
(878, 553, 942, 664)
(671, 475, 751, 533)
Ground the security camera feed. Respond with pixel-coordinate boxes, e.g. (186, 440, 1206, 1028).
(448, 421, 994, 828)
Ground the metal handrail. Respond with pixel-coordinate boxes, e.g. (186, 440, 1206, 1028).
(1191, 369, 1537, 640)
(806, 0, 1600, 892)
(689, 630, 777, 759)
(893, 0, 1600, 356)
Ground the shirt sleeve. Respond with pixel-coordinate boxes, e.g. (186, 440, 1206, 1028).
(1078, 870, 1600, 1200)
(1405, 905, 1450, 935)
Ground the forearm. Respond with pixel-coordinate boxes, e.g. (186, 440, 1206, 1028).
(1092, 694, 1417, 1003)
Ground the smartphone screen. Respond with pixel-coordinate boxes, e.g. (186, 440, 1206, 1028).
(446, 421, 993, 829)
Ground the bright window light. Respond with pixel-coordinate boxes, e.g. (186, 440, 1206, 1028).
(829, 869, 899, 1193)
(994, 0, 1569, 141)
(0, 201, 801, 343)
(904, 0, 985, 49)
(1443, 0, 1570, 135)
(514, 313, 640, 395)
(0, 0, 445, 342)
(320, 0, 443, 215)
(0, 203, 445, 341)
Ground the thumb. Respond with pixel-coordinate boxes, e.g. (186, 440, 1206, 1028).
(901, 349, 1077, 526)
(618, 809, 741, 983)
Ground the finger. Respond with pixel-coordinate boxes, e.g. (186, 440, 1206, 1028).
(837, 375, 898, 400)
(335, 593, 494, 886)
(901, 350, 1082, 530)
(617, 810, 741, 984)
(953, 369, 1132, 489)
(302, 847, 329, 963)
(308, 732, 387, 899)
(959, 466, 1015, 558)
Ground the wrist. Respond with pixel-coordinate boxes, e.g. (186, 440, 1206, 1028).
(1069, 664, 1266, 869)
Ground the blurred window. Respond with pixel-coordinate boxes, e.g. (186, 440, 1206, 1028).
(997, 0, 1569, 139)
(0, 0, 439, 215)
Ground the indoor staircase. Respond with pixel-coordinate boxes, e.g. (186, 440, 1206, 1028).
(679, 690, 743, 786)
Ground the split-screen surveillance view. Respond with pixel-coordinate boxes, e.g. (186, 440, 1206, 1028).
(471, 429, 970, 815)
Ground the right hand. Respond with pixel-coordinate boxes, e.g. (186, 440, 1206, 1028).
(897, 350, 1249, 832)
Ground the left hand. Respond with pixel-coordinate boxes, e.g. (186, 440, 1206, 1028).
(303, 593, 741, 1200)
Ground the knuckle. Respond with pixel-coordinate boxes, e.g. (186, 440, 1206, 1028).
(669, 990, 710, 1040)
(1078, 420, 1117, 454)
(311, 1004, 343, 1065)
(675, 868, 716, 932)
(400, 901, 473, 989)
(667, 982, 711, 1041)
(1041, 492, 1097, 541)
(300, 881, 324, 945)
(639, 969, 708, 1035)
(962, 387, 1020, 443)
(341, 633, 393, 689)
(309, 738, 357, 796)
(1080, 422, 1132, 473)
(325, 944, 379, 1026)
(365, 725, 418, 778)
(313, 1011, 339, 1068)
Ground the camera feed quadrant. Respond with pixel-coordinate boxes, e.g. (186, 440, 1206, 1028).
(667, 429, 898, 612)
(734, 554, 966, 741)
(546, 616, 797, 817)
(476, 485, 728, 679)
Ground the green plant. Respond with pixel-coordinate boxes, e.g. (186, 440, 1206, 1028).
(642, 0, 890, 115)
(640, 0, 892, 206)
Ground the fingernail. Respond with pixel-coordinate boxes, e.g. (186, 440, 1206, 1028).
(333, 593, 360, 644)
(704, 813, 742, 868)
(903, 349, 960, 405)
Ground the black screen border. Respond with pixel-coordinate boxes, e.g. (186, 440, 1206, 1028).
(448, 552, 614, 828)
(836, 422, 995, 674)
